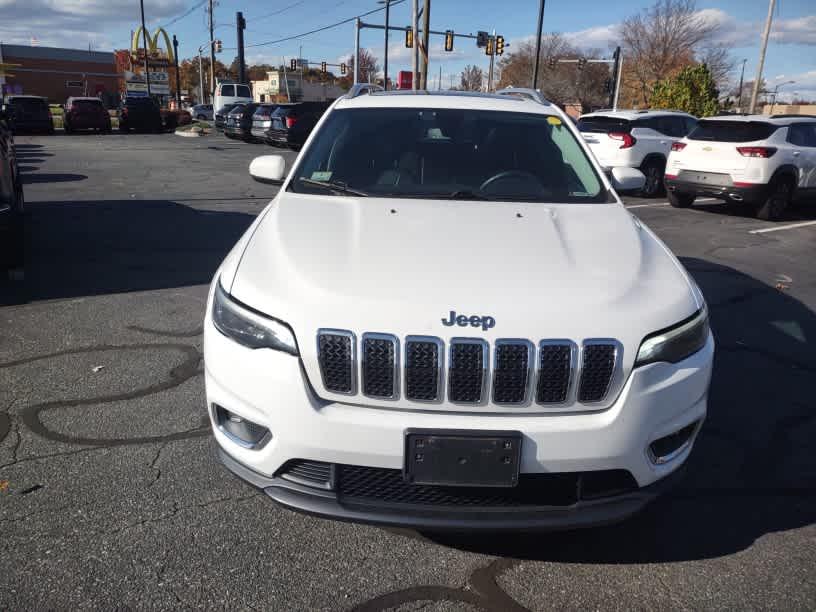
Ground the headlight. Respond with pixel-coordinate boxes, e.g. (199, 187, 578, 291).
(635, 305, 709, 367)
(212, 281, 298, 355)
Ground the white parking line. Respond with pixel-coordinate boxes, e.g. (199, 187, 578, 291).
(749, 220, 816, 234)
(625, 202, 669, 209)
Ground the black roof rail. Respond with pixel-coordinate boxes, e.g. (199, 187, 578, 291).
(346, 83, 384, 99)
(770, 113, 816, 119)
(494, 87, 551, 105)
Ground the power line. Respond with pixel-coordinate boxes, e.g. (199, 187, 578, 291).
(248, 0, 308, 25)
(158, 0, 207, 30)
(245, 0, 406, 49)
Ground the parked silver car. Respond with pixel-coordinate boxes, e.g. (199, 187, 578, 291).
(251, 103, 291, 142)
(190, 104, 213, 121)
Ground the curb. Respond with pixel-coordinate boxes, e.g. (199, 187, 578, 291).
(175, 129, 203, 138)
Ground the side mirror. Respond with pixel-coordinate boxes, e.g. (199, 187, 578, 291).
(249, 155, 287, 185)
(610, 166, 646, 193)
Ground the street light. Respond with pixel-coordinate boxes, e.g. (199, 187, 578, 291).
(769, 80, 795, 114)
(377, 0, 391, 90)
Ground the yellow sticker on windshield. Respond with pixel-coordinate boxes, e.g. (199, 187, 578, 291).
(547, 116, 562, 126)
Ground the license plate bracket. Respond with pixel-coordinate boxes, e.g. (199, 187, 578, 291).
(404, 429, 522, 488)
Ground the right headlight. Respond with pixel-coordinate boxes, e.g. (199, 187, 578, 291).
(212, 281, 298, 355)
(635, 304, 710, 367)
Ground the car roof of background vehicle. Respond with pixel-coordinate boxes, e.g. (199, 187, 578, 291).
(334, 90, 560, 116)
(6, 95, 47, 100)
(66, 96, 103, 102)
(579, 109, 695, 120)
(694, 114, 814, 126)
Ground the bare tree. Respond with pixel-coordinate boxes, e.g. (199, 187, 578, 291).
(699, 45, 735, 90)
(460, 65, 484, 91)
(621, 0, 719, 105)
(343, 49, 380, 85)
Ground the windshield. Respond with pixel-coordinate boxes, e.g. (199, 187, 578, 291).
(287, 108, 606, 203)
(689, 120, 777, 143)
(11, 98, 47, 110)
(577, 116, 631, 133)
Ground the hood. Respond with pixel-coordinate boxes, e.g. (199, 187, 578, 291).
(229, 193, 698, 406)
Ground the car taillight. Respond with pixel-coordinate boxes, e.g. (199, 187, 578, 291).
(737, 146, 776, 158)
(671, 142, 687, 152)
(608, 132, 636, 149)
(285, 116, 297, 128)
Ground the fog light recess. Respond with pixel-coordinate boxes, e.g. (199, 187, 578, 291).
(213, 404, 271, 449)
(648, 421, 700, 465)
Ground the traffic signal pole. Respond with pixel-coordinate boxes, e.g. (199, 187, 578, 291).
(532, 0, 546, 89)
(354, 17, 361, 84)
(173, 34, 181, 105)
(139, 0, 152, 97)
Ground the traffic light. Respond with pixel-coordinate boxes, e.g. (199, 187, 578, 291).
(405, 26, 413, 48)
(476, 31, 489, 48)
(604, 78, 613, 93)
(577, 57, 587, 71)
(548, 57, 557, 69)
(340, 62, 347, 75)
(444, 30, 454, 52)
(214, 39, 222, 53)
(290, 58, 297, 71)
(321, 61, 327, 73)
(485, 36, 494, 56)
(495, 35, 505, 55)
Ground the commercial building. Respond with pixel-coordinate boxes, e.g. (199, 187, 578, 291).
(251, 69, 345, 103)
(0, 43, 119, 106)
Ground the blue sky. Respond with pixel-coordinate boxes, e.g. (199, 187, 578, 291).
(2, 0, 815, 100)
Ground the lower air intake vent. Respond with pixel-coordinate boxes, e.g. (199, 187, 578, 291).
(578, 342, 617, 403)
(278, 460, 334, 490)
(317, 331, 354, 394)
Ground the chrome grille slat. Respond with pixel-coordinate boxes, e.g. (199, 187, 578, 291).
(316, 330, 356, 395)
(492, 340, 533, 405)
(404, 336, 444, 402)
(536, 341, 575, 404)
(578, 341, 618, 403)
(448, 339, 488, 404)
(361, 333, 399, 399)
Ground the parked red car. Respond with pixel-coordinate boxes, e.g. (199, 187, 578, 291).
(64, 97, 111, 133)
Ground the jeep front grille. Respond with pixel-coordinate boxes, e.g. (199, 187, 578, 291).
(315, 331, 621, 408)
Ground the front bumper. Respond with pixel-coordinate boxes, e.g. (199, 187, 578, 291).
(665, 177, 769, 204)
(204, 310, 713, 529)
(217, 446, 686, 531)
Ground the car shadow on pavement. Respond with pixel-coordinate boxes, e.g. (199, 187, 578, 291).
(692, 199, 816, 222)
(425, 258, 815, 562)
(22, 173, 88, 184)
(1, 199, 254, 305)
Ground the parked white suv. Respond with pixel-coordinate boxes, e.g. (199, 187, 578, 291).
(204, 88, 714, 531)
(665, 115, 816, 220)
(578, 110, 697, 197)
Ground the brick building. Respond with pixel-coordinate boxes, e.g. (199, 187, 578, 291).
(0, 44, 119, 106)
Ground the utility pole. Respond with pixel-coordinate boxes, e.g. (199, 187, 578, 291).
(438, 65, 442, 90)
(208, 0, 215, 102)
(749, 0, 775, 114)
(608, 46, 620, 109)
(736, 58, 747, 111)
(420, 0, 431, 89)
(354, 18, 361, 84)
(411, 0, 418, 90)
(139, 0, 152, 97)
(198, 47, 205, 103)
(531, 0, 545, 89)
(380, 0, 391, 90)
(236, 12, 246, 84)
(173, 34, 181, 106)
(613, 53, 623, 111)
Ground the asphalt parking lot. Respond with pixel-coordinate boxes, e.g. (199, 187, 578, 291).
(1, 132, 814, 610)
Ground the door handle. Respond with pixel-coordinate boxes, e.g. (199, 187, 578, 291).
(792, 151, 800, 156)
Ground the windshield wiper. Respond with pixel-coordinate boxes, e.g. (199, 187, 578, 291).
(298, 177, 369, 197)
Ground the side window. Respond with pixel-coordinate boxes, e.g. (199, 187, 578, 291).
(236, 85, 251, 97)
(683, 117, 697, 135)
(787, 125, 807, 147)
(221, 85, 235, 96)
(804, 124, 816, 148)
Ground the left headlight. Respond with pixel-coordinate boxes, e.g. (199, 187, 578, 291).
(635, 305, 710, 367)
(212, 281, 298, 355)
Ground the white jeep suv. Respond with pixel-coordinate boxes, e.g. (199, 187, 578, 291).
(665, 115, 816, 220)
(578, 110, 698, 197)
(204, 88, 714, 531)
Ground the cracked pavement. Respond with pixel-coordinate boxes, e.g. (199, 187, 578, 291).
(1, 133, 814, 610)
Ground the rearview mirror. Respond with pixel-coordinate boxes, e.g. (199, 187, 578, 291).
(249, 155, 287, 185)
(610, 166, 646, 193)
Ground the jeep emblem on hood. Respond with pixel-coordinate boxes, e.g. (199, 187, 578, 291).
(441, 311, 496, 331)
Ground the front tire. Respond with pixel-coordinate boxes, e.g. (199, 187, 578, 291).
(756, 179, 792, 221)
(639, 158, 666, 198)
(668, 190, 695, 208)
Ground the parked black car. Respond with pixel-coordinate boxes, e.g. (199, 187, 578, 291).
(265, 101, 331, 149)
(224, 102, 259, 141)
(0, 107, 24, 275)
(119, 97, 162, 133)
(64, 97, 112, 133)
(1, 95, 54, 134)
(214, 103, 240, 131)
